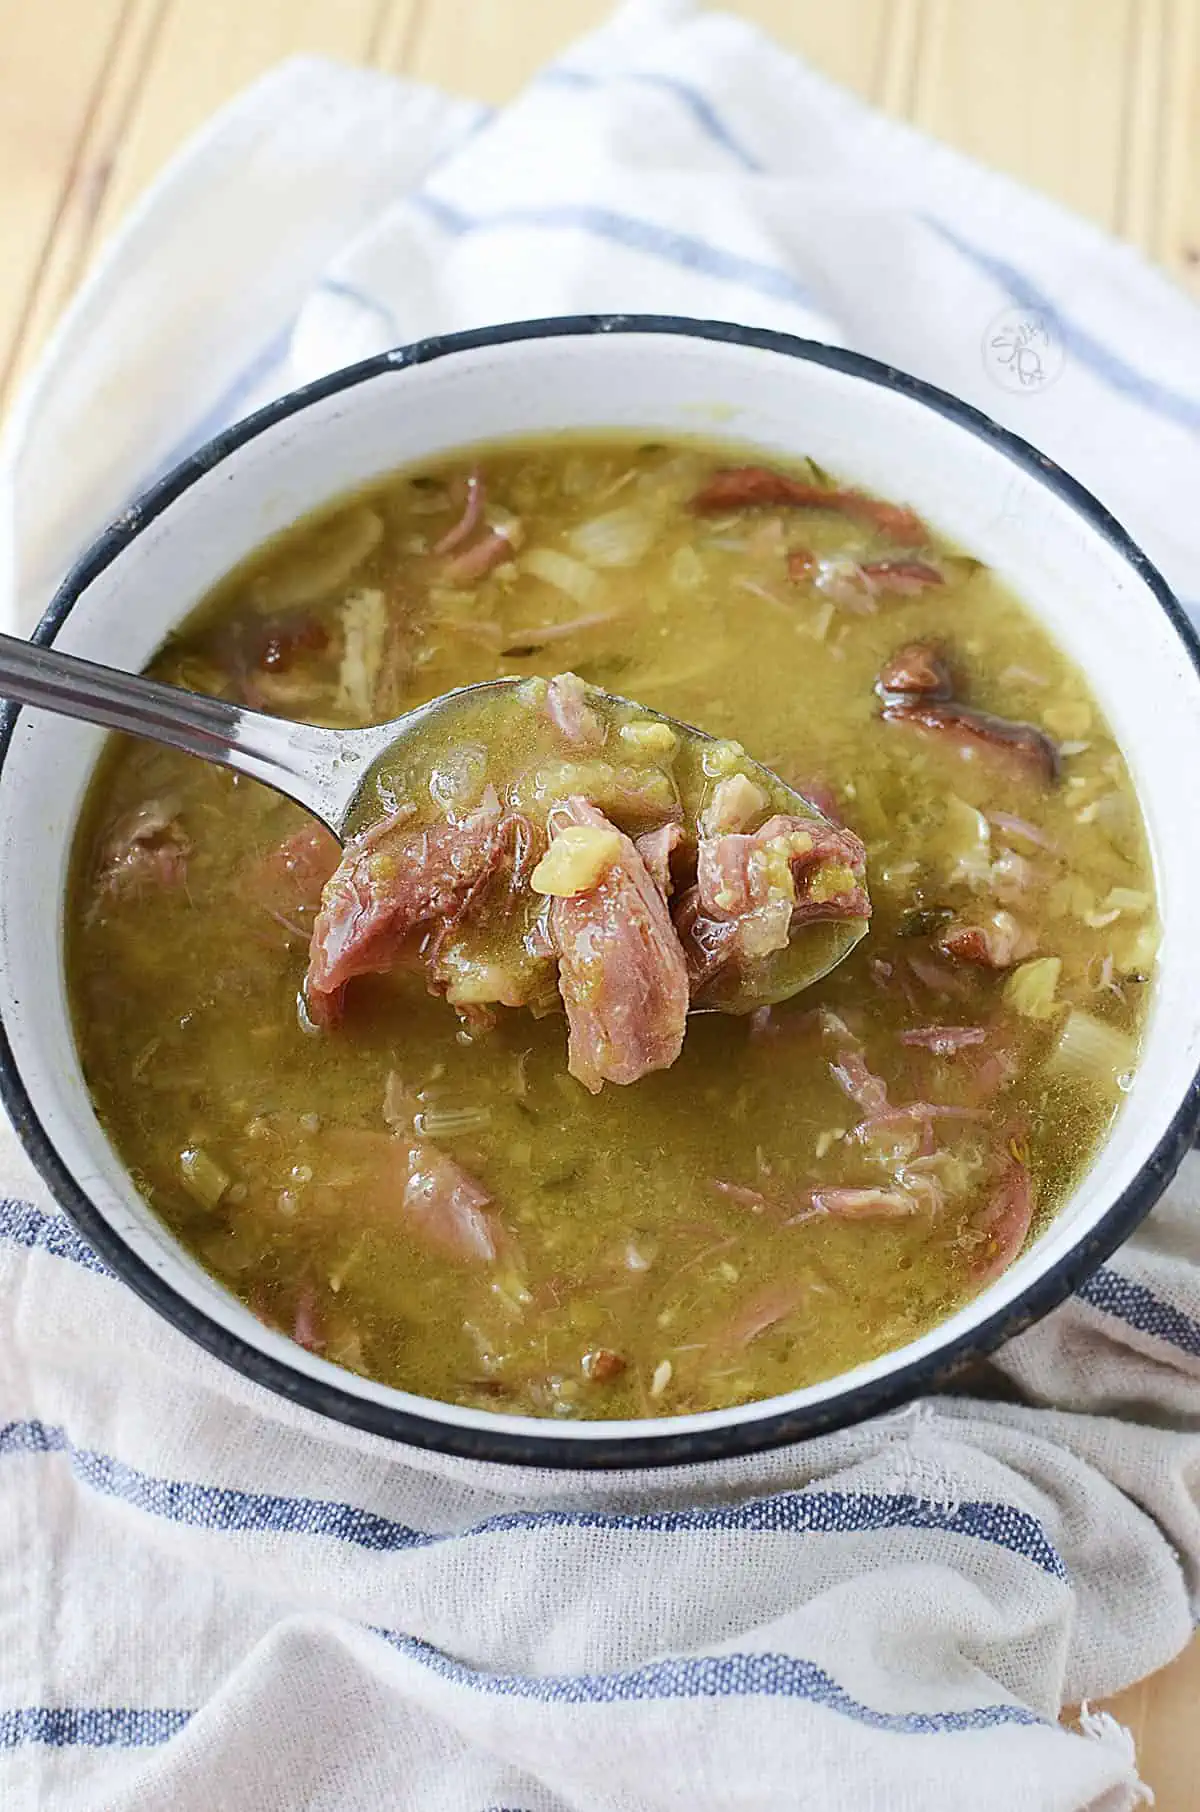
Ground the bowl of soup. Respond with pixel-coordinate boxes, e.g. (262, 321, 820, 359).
(2, 315, 1199, 1467)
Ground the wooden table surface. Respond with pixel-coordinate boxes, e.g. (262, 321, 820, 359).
(2, 0, 1197, 1798)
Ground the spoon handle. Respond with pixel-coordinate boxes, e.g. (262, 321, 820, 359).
(0, 632, 359, 835)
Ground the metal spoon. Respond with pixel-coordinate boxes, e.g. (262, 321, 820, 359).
(0, 632, 868, 1003)
(1, 630, 439, 839)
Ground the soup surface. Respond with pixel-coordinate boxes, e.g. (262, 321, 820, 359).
(67, 436, 1158, 1419)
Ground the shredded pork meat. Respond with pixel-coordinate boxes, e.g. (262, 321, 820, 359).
(635, 821, 684, 898)
(876, 640, 1059, 783)
(95, 799, 190, 900)
(692, 465, 928, 543)
(545, 671, 606, 749)
(971, 1150, 1034, 1283)
(304, 794, 525, 1026)
(402, 1142, 499, 1264)
(542, 797, 690, 1092)
(677, 811, 869, 997)
(940, 909, 1033, 970)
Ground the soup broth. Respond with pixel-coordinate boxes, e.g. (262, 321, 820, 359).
(67, 436, 1157, 1418)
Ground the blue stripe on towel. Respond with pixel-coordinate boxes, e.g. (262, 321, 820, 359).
(538, 67, 763, 172)
(136, 317, 297, 496)
(532, 56, 1200, 438)
(1077, 1265, 1200, 1358)
(531, 61, 1200, 437)
(313, 277, 401, 340)
(427, 102, 497, 174)
(409, 193, 814, 309)
(926, 219, 1200, 434)
(0, 1708, 191, 1750)
(0, 1200, 111, 1275)
(0, 1418, 1065, 1577)
(378, 1631, 1045, 1731)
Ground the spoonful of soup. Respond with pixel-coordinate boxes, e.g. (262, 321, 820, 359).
(0, 640, 869, 1087)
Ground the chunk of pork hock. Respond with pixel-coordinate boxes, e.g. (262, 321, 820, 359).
(536, 797, 690, 1093)
(675, 813, 869, 996)
(305, 794, 525, 1025)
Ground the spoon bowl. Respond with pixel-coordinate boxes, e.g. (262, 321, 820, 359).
(0, 635, 868, 1007)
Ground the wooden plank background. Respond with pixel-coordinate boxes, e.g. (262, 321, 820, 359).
(0, 1, 1196, 1798)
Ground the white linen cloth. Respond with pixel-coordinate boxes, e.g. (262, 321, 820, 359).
(2, 3, 1200, 1806)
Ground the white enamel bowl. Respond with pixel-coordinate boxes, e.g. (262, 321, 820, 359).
(2, 317, 1198, 1468)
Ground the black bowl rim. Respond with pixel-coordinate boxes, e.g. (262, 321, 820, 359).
(2, 312, 1199, 1471)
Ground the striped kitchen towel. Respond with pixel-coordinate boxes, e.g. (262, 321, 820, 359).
(3, 2, 1200, 1807)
